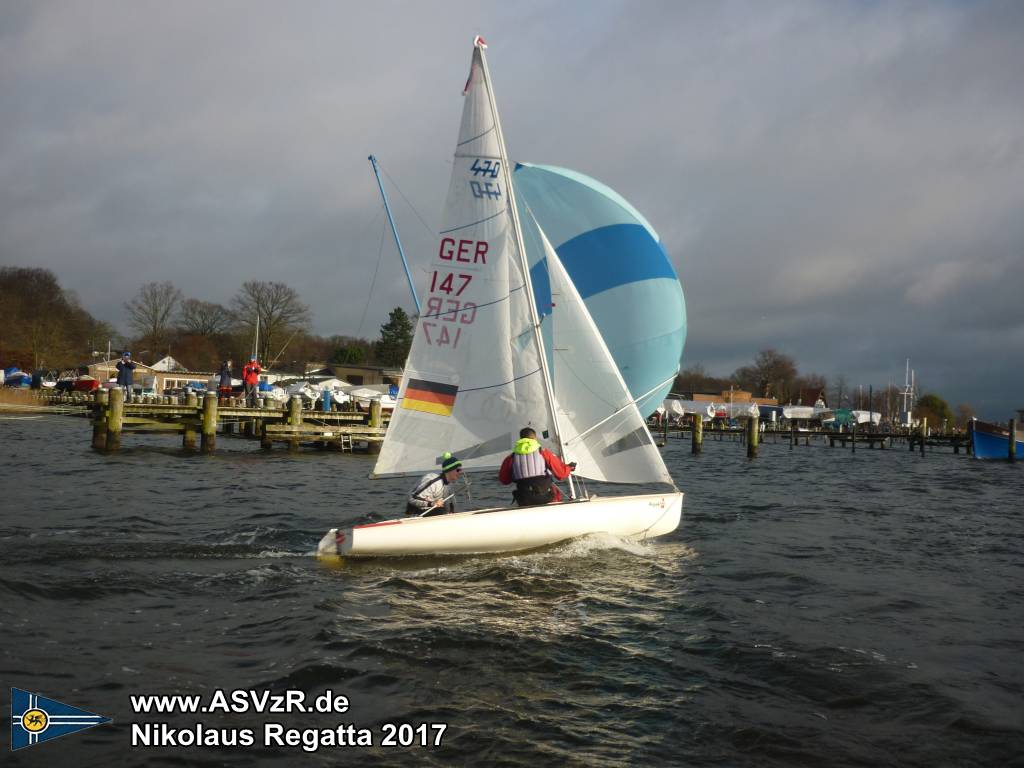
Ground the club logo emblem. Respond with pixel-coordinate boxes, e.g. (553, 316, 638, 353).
(10, 688, 111, 751)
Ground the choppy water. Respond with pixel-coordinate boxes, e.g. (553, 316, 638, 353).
(1, 418, 1021, 767)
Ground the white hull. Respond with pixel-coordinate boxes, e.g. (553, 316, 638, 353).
(317, 492, 682, 558)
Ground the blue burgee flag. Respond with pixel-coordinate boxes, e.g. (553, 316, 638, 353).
(10, 688, 111, 751)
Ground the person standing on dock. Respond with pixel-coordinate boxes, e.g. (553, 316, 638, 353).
(217, 360, 234, 403)
(116, 352, 136, 402)
(242, 356, 261, 407)
(405, 453, 462, 516)
(498, 427, 575, 506)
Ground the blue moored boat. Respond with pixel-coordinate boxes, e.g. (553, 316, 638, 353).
(970, 419, 1024, 460)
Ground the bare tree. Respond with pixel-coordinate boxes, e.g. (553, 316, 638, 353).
(178, 298, 232, 336)
(791, 373, 828, 405)
(954, 403, 975, 430)
(124, 281, 182, 348)
(733, 349, 798, 401)
(230, 281, 311, 364)
(832, 374, 849, 409)
(673, 363, 730, 396)
(0, 267, 93, 368)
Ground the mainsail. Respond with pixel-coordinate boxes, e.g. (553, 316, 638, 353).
(372, 40, 549, 478)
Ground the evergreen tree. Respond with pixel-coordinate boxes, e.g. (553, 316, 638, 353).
(375, 307, 414, 366)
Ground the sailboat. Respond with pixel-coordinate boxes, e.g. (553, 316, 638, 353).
(317, 37, 682, 557)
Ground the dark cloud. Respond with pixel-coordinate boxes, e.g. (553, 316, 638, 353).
(1, 1, 1021, 418)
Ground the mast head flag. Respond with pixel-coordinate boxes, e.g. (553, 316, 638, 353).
(464, 36, 487, 94)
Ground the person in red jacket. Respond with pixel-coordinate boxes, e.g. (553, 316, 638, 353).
(242, 356, 262, 407)
(498, 427, 576, 506)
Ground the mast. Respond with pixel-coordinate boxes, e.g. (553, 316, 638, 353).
(474, 38, 565, 457)
(368, 155, 421, 314)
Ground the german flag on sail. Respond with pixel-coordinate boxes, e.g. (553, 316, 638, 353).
(402, 378, 458, 417)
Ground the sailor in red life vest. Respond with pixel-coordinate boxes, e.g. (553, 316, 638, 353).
(498, 427, 576, 506)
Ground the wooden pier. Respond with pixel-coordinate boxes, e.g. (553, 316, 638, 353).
(654, 414, 974, 457)
(42, 389, 388, 454)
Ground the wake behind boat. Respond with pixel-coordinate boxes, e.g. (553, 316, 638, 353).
(317, 37, 685, 558)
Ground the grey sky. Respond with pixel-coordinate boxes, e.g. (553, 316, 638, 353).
(1, 1, 1021, 418)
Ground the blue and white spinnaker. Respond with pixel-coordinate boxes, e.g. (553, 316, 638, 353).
(514, 163, 686, 417)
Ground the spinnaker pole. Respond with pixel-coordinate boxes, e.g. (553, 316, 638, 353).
(368, 155, 421, 314)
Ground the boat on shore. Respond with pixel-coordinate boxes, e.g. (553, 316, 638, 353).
(970, 419, 1024, 460)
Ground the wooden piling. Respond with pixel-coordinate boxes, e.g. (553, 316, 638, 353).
(852, 419, 857, 453)
(692, 413, 703, 455)
(919, 417, 927, 455)
(746, 417, 759, 458)
(91, 388, 109, 450)
(288, 395, 302, 454)
(790, 422, 795, 450)
(106, 387, 124, 452)
(181, 392, 198, 451)
(1010, 418, 1017, 462)
(288, 395, 302, 426)
(369, 399, 382, 429)
(201, 392, 217, 454)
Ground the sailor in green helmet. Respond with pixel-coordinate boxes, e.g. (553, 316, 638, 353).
(405, 452, 463, 516)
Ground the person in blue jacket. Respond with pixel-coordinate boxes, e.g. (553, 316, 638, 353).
(116, 352, 136, 401)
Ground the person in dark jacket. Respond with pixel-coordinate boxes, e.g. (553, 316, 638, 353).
(498, 427, 575, 506)
(116, 352, 136, 402)
(217, 360, 233, 402)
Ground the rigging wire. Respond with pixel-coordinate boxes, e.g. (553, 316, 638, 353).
(357, 211, 389, 338)
(380, 163, 438, 239)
